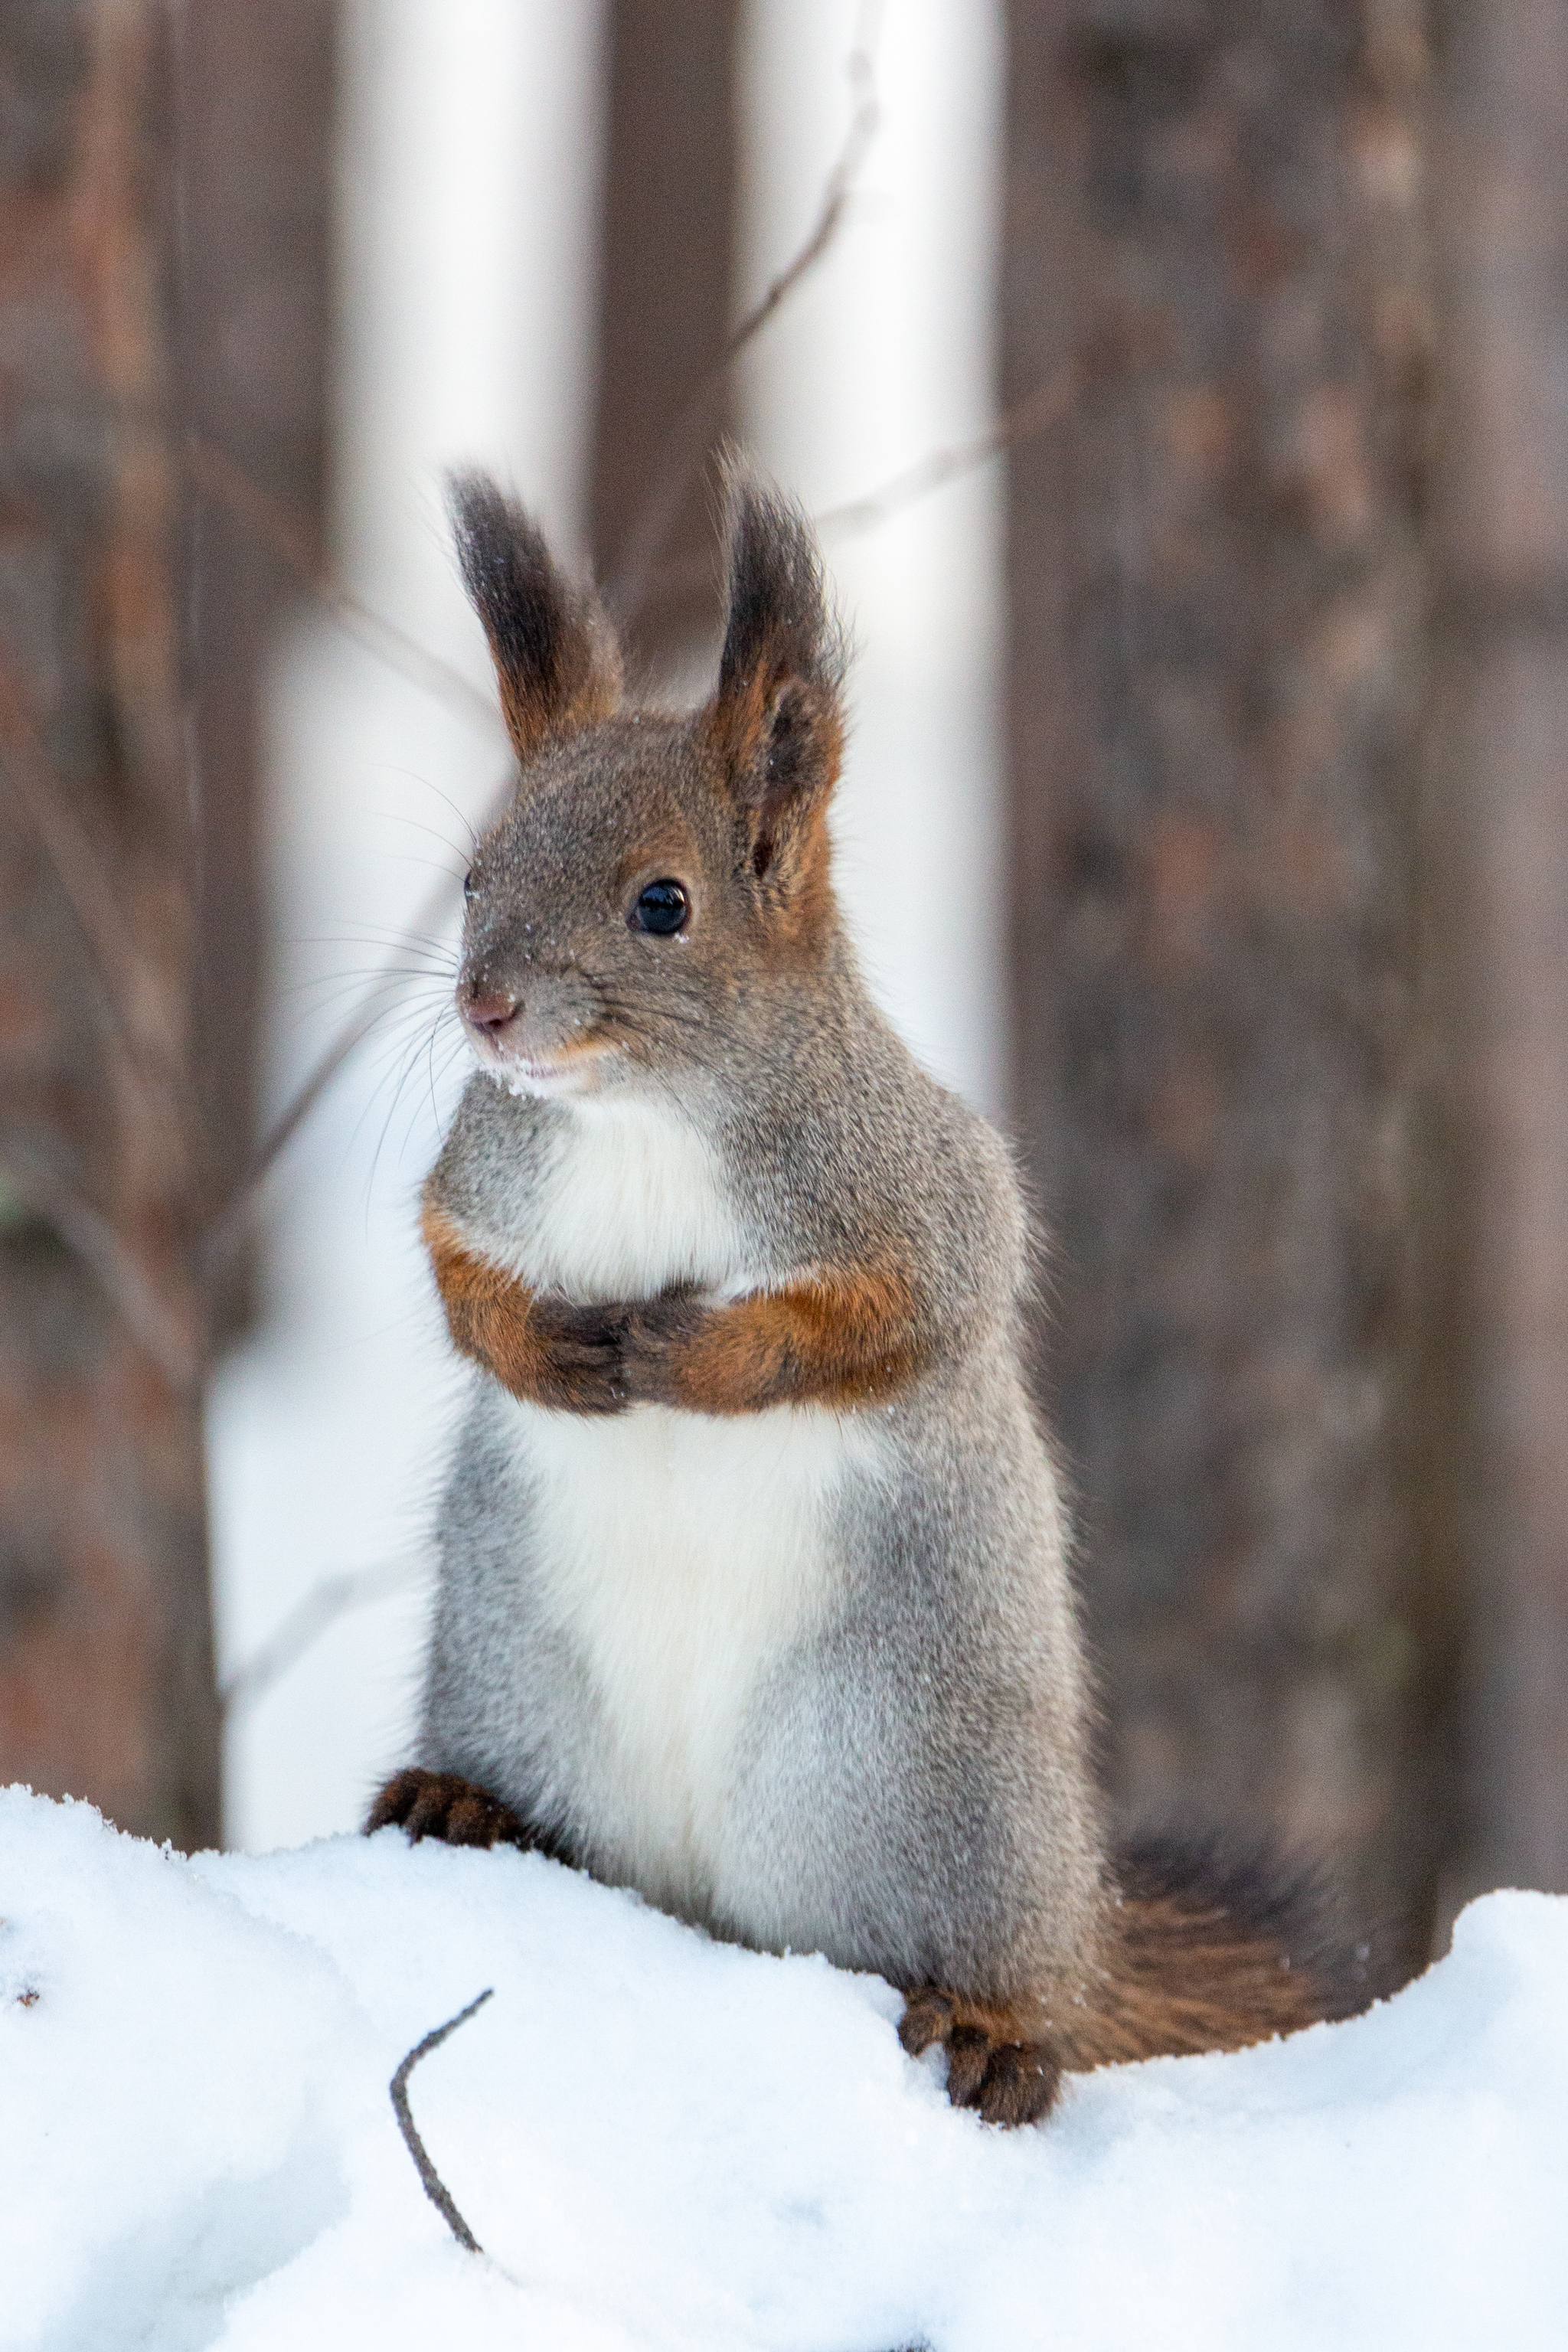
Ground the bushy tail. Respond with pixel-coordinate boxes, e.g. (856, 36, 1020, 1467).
(1059, 1831, 1377, 2072)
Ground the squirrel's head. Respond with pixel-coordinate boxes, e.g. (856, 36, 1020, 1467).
(448, 466, 848, 1100)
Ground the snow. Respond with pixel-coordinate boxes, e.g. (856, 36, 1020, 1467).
(2, 1787, 1563, 2352)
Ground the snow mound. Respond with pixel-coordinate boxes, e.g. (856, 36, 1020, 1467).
(2, 1788, 1563, 2351)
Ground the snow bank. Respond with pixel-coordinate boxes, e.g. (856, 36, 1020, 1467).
(2, 1788, 1563, 2351)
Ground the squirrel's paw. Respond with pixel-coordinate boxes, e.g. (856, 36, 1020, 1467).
(524, 1297, 630, 1414)
(365, 1767, 531, 1851)
(615, 1290, 714, 1406)
(899, 1988, 1063, 2126)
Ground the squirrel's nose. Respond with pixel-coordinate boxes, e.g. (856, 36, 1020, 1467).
(460, 981, 519, 1034)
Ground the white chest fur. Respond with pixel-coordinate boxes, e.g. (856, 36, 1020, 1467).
(492, 1089, 873, 1920)
(498, 1089, 749, 1304)
(509, 1397, 874, 1920)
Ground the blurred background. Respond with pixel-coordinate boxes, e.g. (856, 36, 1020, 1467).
(2, 0, 1564, 1986)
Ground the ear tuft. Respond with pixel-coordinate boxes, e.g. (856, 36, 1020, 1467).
(449, 472, 622, 760)
(705, 469, 846, 897)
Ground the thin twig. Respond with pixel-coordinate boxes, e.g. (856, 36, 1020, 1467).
(390, 1989, 495, 2254)
(606, 0, 884, 626)
(203, 969, 413, 1262)
(222, 1557, 426, 1717)
(815, 360, 1082, 539)
(202, 786, 507, 1247)
(185, 434, 505, 740)
(628, 359, 1086, 614)
(0, 1139, 196, 1388)
(719, 2, 883, 365)
(0, 653, 162, 1079)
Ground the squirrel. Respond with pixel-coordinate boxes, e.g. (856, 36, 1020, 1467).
(366, 467, 1368, 2125)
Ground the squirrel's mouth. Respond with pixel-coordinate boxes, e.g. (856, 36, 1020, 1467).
(467, 1030, 616, 1100)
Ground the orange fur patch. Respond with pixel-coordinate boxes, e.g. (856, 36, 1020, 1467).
(1058, 1888, 1346, 2067)
(629, 1266, 928, 1415)
(425, 1194, 928, 1417)
(422, 1203, 626, 1413)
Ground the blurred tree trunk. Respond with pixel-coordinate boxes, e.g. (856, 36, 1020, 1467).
(1433, 0, 1568, 1896)
(1003, 0, 1453, 1968)
(590, 0, 739, 679)
(175, 0, 335, 1336)
(0, 0, 217, 1846)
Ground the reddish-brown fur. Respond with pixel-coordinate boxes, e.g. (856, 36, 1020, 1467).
(900, 1844, 1367, 2121)
(367, 1766, 536, 1851)
(422, 1204, 627, 1413)
(898, 1989, 1063, 2125)
(423, 1202, 928, 1416)
(618, 1266, 928, 1413)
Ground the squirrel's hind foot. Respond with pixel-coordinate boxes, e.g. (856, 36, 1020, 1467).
(899, 1988, 1063, 2126)
(366, 1766, 532, 1851)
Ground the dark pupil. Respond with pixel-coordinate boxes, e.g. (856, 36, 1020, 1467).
(635, 880, 687, 935)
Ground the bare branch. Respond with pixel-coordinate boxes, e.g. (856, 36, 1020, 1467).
(606, 0, 884, 627)
(222, 1556, 426, 1718)
(0, 653, 162, 1078)
(815, 360, 1082, 540)
(719, 1, 882, 365)
(203, 965, 416, 1263)
(186, 435, 505, 741)
(390, 1989, 495, 2255)
(624, 359, 1086, 616)
(202, 762, 510, 1249)
(0, 1138, 198, 1388)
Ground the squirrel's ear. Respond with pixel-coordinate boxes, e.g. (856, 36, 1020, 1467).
(703, 471, 846, 898)
(449, 472, 622, 760)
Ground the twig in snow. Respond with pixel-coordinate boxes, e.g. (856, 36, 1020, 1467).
(390, 1988, 495, 2254)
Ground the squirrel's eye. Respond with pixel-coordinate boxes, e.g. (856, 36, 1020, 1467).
(462, 869, 476, 901)
(630, 879, 688, 936)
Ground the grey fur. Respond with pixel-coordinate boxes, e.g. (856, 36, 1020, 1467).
(410, 474, 1108, 2004)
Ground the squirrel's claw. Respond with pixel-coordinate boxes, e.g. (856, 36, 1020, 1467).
(899, 1987, 1063, 2126)
(365, 1767, 533, 1851)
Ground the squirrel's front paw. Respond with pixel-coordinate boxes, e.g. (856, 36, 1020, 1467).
(616, 1290, 714, 1406)
(899, 1988, 1063, 2125)
(365, 1767, 532, 1850)
(524, 1295, 630, 1413)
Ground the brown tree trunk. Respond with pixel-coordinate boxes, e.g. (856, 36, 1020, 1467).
(1003, 0, 1452, 1968)
(0, 0, 218, 1847)
(1433, 0, 1568, 1896)
(175, 0, 335, 1335)
(590, 0, 739, 677)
